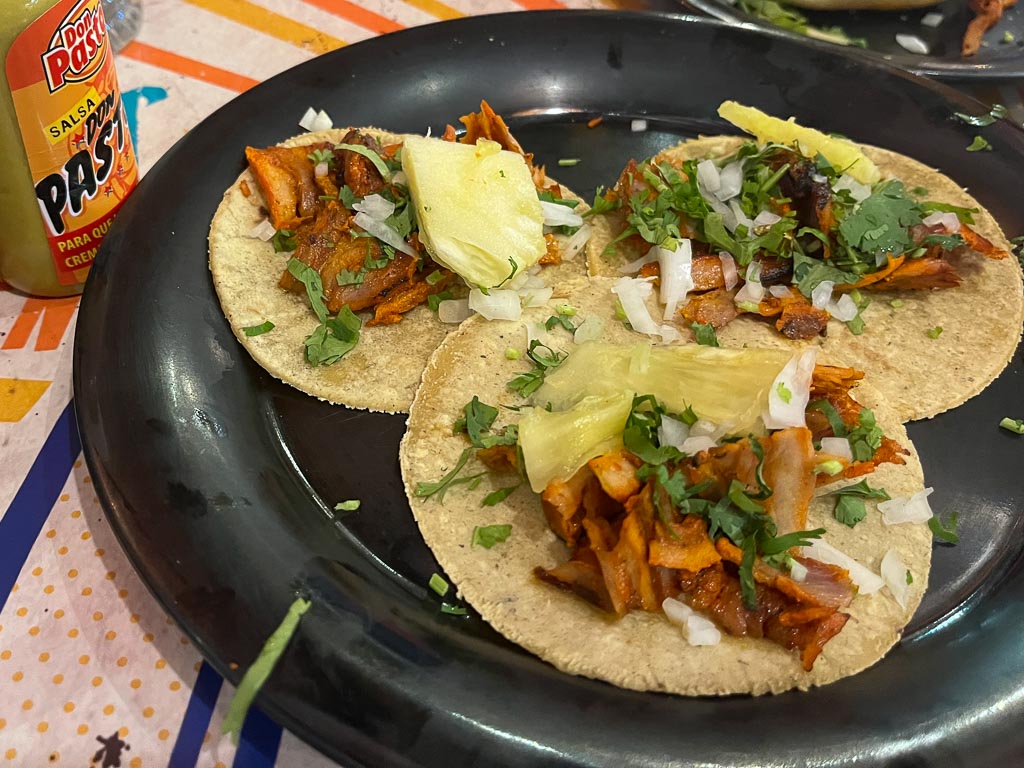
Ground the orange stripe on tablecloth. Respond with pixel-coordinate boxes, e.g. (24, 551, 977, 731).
(119, 42, 260, 92)
(183, 0, 346, 54)
(401, 0, 464, 21)
(298, 0, 404, 34)
(512, 0, 567, 9)
(2, 296, 80, 352)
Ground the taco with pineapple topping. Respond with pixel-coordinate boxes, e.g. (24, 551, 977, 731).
(208, 102, 590, 414)
(400, 277, 934, 696)
(587, 102, 1023, 422)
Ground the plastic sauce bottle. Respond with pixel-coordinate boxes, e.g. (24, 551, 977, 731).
(1, 0, 138, 296)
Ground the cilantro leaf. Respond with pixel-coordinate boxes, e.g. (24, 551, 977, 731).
(427, 290, 453, 312)
(808, 399, 848, 437)
(928, 512, 959, 544)
(506, 340, 567, 397)
(927, 326, 943, 339)
(966, 136, 992, 152)
(414, 448, 486, 503)
(834, 495, 867, 527)
(691, 322, 720, 347)
(545, 313, 577, 332)
(287, 258, 327, 323)
(454, 396, 499, 448)
(847, 408, 883, 462)
(829, 479, 891, 501)
(242, 320, 275, 336)
(472, 523, 513, 547)
(338, 185, 359, 208)
(837, 180, 922, 258)
(271, 229, 297, 253)
(336, 268, 365, 286)
(304, 308, 361, 366)
(584, 186, 620, 217)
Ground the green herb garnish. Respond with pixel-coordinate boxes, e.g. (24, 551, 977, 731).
(335, 142, 391, 179)
(954, 104, 1007, 127)
(927, 326, 943, 339)
(999, 417, 1024, 434)
(928, 512, 959, 544)
(691, 322, 720, 347)
(334, 500, 361, 512)
(242, 320, 275, 336)
(967, 136, 993, 152)
(271, 229, 298, 253)
(472, 523, 513, 547)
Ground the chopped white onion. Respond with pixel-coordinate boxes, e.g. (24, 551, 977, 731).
(896, 33, 930, 54)
(314, 161, 329, 178)
(468, 288, 522, 321)
(681, 435, 717, 455)
(540, 200, 584, 228)
(663, 597, 692, 627)
(631, 119, 648, 132)
(716, 160, 745, 202)
(657, 240, 694, 320)
(561, 223, 592, 261)
(734, 261, 764, 304)
(299, 107, 333, 132)
(249, 218, 277, 241)
(789, 560, 808, 582)
(753, 210, 782, 229)
(656, 323, 683, 344)
(811, 280, 835, 310)
(661, 598, 721, 646)
(391, 170, 408, 186)
(353, 194, 395, 220)
(437, 298, 472, 324)
(829, 293, 859, 322)
(922, 211, 961, 232)
(880, 550, 911, 610)
(618, 252, 659, 275)
(768, 285, 792, 299)
(697, 160, 721, 195)
(833, 173, 872, 203)
(763, 348, 816, 429)
(573, 315, 605, 344)
(820, 437, 854, 461)
(298, 107, 318, 131)
(689, 418, 720, 438)
(658, 415, 690, 450)
(729, 199, 754, 233)
(352, 212, 417, 257)
(611, 277, 658, 335)
(921, 11, 944, 26)
(802, 539, 884, 594)
(719, 252, 738, 290)
(698, 176, 737, 230)
(518, 286, 553, 308)
(880, 487, 935, 525)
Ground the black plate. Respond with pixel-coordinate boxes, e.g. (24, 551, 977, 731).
(673, 0, 1024, 80)
(75, 12, 1024, 768)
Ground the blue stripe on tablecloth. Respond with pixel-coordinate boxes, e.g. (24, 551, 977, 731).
(169, 661, 225, 767)
(0, 398, 81, 613)
(233, 706, 283, 767)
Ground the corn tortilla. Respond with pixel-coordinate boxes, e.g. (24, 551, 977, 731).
(401, 277, 931, 696)
(587, 137, 1024, 422)
(209, 128, 587, 414)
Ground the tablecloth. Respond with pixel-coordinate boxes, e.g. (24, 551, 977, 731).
(1, 0, 1021, 765)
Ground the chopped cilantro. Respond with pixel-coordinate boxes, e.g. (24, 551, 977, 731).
(506, 340, 567, 397)
(906, 570, 914, 584)
(928, 512, 959, 544)
(691, 322, 720, 347)
(584, 187, 620, 218)
(999, 417, 1024, 434)
(304, 308, 360, 366)
(287, 258, 327, 322)
(505, 347, 521, 360)
(271, 229, 297, 253)
(429, 573, 449, 596)
(545, 313, 577, 332)
(307, 147, 334, 166)
(482, 485, 520, 507)
(967, 136, 992, 152)
(538, 190, 579, 208)
(414, 448, 486, 502)
(954, 104, 1007, 127)
(837, 181, 922, 259)
(242, 320, 274, 336)
(334, 500, 360, 512)
(453, 396, 499, 447)
(472, 523, 513, 546)
(847, 408, 883, 462)
(338, 185, 359, 208)
(834, 497, 867, 527)
(622, 394, 686, 465)
(334, 142, 390, 179)
(336, 268, 365, 286)
(927, 326, 943, 339)
(808, 399, 847, 437)
(427, 290, 453, 312)
(919, 201, 977, 225)
(776, 382, 792, 404)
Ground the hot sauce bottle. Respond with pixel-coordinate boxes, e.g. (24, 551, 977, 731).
(1, 0, 139, 296)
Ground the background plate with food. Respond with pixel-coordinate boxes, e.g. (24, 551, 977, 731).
(75, 11, 1024, 768)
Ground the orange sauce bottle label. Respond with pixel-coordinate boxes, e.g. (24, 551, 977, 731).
(6, 0, 139, 286)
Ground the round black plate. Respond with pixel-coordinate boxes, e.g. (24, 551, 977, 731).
(75, 12, 1024, 768)
(670, 0, 1024, 80)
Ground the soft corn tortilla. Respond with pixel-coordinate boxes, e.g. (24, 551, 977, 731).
(588, 137, 1024, 422)
(209, 128, 587, 414)
(400, 277, 932, 696)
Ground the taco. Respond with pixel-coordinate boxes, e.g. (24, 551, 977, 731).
(209, 103, 590, 414)
(588, 102, 1023, 422)
(400, 277, 933, 695)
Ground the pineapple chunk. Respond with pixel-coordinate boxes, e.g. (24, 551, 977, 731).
(402, 135, 546, 288)
(718, 100, 881, 185)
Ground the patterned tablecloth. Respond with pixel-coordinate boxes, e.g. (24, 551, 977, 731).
(0, 1, 1021, 766)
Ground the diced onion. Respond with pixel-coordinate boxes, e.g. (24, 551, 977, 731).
(658, 415, 690, 450)
(298, 107, 318, 131)
(789, 560, 808, 582)
(631, 119, 648, 132)
(753, 210, 782, 229)
(734, 261, 764, 304)
(719, 252, 738, 290)
(681, 435, 717, 455)
(697, 176, 737, 230)
(689, 418, 721, 438)
(716, 160, 744, 202)
(519, 286, 553, 308)
(352, 212, 417, 257)
(768, 285, 792, 298)
(611, 277, 658, 335)
(922, 211, 960, 232)
(391, 170, 409, 186)
(618, 252, 659, 275)
(468, 288, 522, 321)
(540, 200, 584, 228)
(663, 597, 692, 627)
(697, 160, 721, 195)
(353, 194, 395, 220)
(656, 240, 694, 320)
(921, 11, 944, 26)
(763, 348, 816, 429)
(896, 33, 930, 54)
(829, 293, 858, 322)
(299, 107, 333, 132)
(811, 280, 835, 310)
(573, 315, 605, 344)
(249, 218, 276, 241)
(880, 487, 935, 525)
(561, 223, 592, 261)
(662, 598, 721, 646)
(820, 437, 853, 461)
(802, 539, 884, 594)
(729, 199, 754, 233)
(880, 550, 911, 609)
(437, 298, 472, 324)
(314, 161, 329, 178)
(833, 173, 872, 203)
